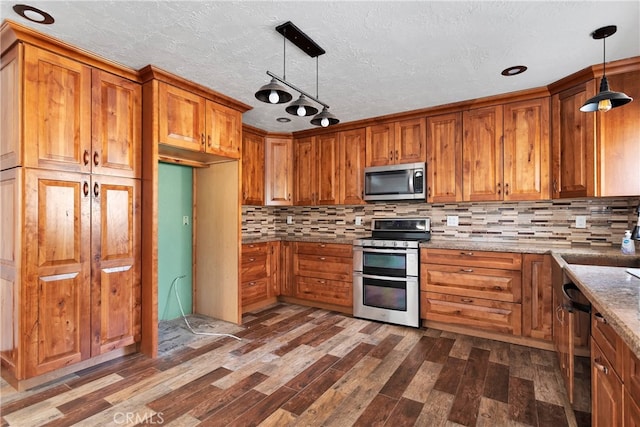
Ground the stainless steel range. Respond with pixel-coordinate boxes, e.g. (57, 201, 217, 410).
(353, 218, 431, 328)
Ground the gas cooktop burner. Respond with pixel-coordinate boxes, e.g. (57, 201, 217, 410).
(353, 217, 431, 248)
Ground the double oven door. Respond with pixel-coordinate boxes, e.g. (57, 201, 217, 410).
(353, 244, 420, 328)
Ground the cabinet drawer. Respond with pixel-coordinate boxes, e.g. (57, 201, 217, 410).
(592, 309, 623, 377)
(421, 263, 521, 302)
(241, 253, 268, 281)
(242, 242, 270, 257)
(295, 241, 352, 258)
(592, 340, 623, 427)
(294, 254, 352, 281)
(241, 278, 269, 306)
(421, 248, 522, 270)
(295, 276, 352, 307)
(421, 291, 522, 336)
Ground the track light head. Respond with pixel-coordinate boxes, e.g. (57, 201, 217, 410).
(310, 107, 340, 127)
(285, 95, 318, 117)
(255, 78, 292, 104)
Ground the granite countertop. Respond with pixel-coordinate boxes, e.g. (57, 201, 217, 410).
(564, 264, 640, 357)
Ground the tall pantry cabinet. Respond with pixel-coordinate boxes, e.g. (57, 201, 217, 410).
(0, 23, 141, 389)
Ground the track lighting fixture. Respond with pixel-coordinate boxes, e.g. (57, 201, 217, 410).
(254, 21, 339, 127)
(580, 25, 633, 112)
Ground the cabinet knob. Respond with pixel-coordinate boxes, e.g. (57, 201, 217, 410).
(395, 150, 398, 160)
(504, 183, 509, 196)
(389, 151, 393, 161)
(427, 187, 431, 198)
(497, 182, 502, 195)
(93, 151, 99, 166)
(208, 135, 212, 148)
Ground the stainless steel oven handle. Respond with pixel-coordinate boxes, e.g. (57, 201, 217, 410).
(358, 273, 417, 282)
(355, 247, 416, 254)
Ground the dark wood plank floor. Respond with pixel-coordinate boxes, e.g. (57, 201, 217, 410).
(0, 303, 589, 426)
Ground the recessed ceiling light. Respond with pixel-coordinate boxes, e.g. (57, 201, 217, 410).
(501, 65, 528, 76)
(276, 117, 291, 123)
(12, 4, 54, 24)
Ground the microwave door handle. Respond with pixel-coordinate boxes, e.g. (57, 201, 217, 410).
(408, 171, 414, 193)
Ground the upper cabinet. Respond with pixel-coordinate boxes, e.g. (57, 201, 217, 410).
(140, 66, 250, 164)
(551, 65, 640, 198)
(426, 113, 463, 203)
(462, 98, 550, 202)
(463, 106, 504, 202)
(551, 80, 597, 198)
(265, 136, 294, 206)
(3, 44, 141, 178)
(365, 118, 425, 166)
(339, 128, 366, 205)
(241, 127, 265, 205)
(294, 134, 339, 206)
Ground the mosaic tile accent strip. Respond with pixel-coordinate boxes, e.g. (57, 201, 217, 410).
(243, 197, 640, 248)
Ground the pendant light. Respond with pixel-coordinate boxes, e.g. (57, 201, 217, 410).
(580, 25, 633, 112)
(254, 21, 340, 127)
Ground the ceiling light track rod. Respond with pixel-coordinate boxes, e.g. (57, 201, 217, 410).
(266, 70, 330, 109)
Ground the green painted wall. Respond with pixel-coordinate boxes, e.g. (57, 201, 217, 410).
(158, 163, 193, 321)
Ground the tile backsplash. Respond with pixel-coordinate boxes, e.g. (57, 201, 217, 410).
(242, 197, 640, 248)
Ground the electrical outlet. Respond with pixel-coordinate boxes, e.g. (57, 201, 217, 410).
(355, 216, 363, 226)
(446, 215, 459, 227)
(575, 216, 587, 229)
(286, 215, 293, 225)
(182, 216, 189, 225)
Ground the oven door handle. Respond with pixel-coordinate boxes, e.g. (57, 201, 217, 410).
(357, 273, 417, 282)
(354, 247, 415, 254)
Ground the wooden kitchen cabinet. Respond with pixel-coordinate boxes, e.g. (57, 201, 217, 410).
(5, 45, 141, 178)
(426, 112, 463, 203)
(624, 345, 640, 427)
(241, 128, 265, 205)
(241, 242, 271, 309)
(420, 248, 522, 336)
(592, 339, 623, 427)
(157, 81, 241, 159)
(294, 134, 339, 206)
(462, 105, 504, 201)
(522, 254, 552, 341)
(339, 128, 366, 205)
(551, 80, 597, 199)
(502, 98, 550, 200)
(265, 136, 294, 206)
(365, 118, 425, 166)
(292, 242, 353, 310)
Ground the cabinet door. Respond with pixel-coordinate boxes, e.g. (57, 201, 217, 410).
(90, 176, 141, 356)
(316, 133, 339, 205)
(269, 242, 280, 297)
(395, 118, 425, 164)
(552, 285, 574, 402)
(366, 123, 395, 166)
(279, 241, 295, 297)
(1, 45, 21, 170)
(625, 345, 640, 427)
(503, 98, 550, 201)
(23, 45, 92, 172)
(24, 169, 91, 377)
(91, 70, 141, 178)
(426, 113, 462, 203)
(293, 137, 316, 205)
(158, 82, 205, 152)
(463, 106, 504, 201)
(598, 70, 640, 197)
(522, 254, 552, 341)
(592, 341, 623, 427)
(551, 80, 597, 198)
(205, 101, 241, 159)
(339, 128, 366, 205)
(265, 137, 293, 205)
(241, 131, 265, 205)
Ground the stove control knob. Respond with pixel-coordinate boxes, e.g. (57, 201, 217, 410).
(402, 241, 409, 247)
(384, 240, 393, 247)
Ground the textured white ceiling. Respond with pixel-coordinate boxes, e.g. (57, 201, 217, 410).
(2, 1, 639, 132)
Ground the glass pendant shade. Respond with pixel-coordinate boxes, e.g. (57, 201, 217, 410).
(255, 78, 292, 104)
(285, 95, 318, 117)
(310, 107, 340, 127)
(580, 76, 633, 112)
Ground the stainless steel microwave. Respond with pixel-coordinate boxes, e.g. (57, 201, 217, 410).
(363, 162, 426, 201)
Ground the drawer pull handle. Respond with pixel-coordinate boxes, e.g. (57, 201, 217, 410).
(594, 359, 609, 375)
(319, 257, 326, 261)
(595, 313, 607, 324)
(93, 151, 100, 166)
(460, 252, 474, 256)
(319, 244, 326, 247)
(460, 269, 474, 273)
(249, 281, 256, 286)
(319, 280, 326, 284)
(493, 286, 502, 291)
(248, 258, 255, 262)
(83, 150, 90, 165)
(461, 298, 473, 303)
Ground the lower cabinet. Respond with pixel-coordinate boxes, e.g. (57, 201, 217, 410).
(241, 241, 279, 311)
(292, 242, 352, 310)
(420, 248, 523, 335)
